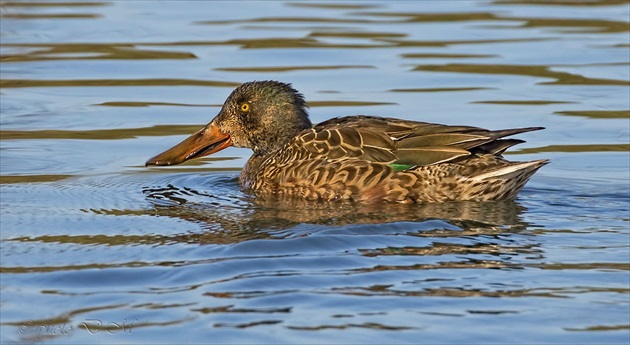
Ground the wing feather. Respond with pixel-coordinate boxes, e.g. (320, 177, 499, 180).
(286, 116, 542, 167)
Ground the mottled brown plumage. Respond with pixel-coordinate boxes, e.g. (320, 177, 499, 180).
(147, 81, 548, 203)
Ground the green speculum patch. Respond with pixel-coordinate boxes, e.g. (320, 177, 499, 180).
(390, 163, 413, 172)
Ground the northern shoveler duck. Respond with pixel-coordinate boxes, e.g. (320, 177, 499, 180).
(146, 80, 548, 203)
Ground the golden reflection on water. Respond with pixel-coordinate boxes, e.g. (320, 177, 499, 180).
(96, 101, 218, 107)
(351, 10, 629, 33)
(390, 87, 494, 92)
(0, 125, 203, 140)
(286, 3, 381, 10)
(511, 17, 629, 33)
(473, 100, 575, 105)
(492, 0, 629, 6)
(400, 53, 498, 59)
(414, 64, 630, 86)
(0, 78, 239, 88)
(1, 46, 197, 62)
(0, 37, 559, 52)
(0, 174, 73, 184)
(555, 110, 630, 119)
(307, 100, 397, 107)
(1, 13, 100, 19)
(1, 1, 109, 7)
(515, 143, 630, 154)
(214, 65, 375, 72)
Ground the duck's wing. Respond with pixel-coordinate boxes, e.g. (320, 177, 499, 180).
(287, 115, 542, 168)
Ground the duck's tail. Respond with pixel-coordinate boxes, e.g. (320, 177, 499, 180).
(466, 159, 549, 200)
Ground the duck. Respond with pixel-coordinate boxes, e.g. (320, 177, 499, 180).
(146, 80, 548, 203)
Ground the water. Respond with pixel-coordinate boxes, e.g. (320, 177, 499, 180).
(1, 0, 629, 343)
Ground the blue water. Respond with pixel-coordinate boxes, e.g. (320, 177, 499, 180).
(1, 1, 629, 343)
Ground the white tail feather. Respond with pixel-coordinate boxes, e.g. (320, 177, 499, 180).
(470, 159, 548, 182)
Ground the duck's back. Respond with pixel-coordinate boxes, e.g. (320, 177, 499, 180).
(241, 116, 547, 203)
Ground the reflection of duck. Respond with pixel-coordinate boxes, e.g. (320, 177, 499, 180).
(146, 81, 547, 202)
(143, 183, 530, 244)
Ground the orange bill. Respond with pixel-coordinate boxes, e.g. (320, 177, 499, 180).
(145, 123, 232, 166)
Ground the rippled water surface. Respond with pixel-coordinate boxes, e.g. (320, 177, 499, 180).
(1, 1, 629, 343)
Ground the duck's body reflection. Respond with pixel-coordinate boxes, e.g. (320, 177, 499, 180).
(142, 181, 530, 246)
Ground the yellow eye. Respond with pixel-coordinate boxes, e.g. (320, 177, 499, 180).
(240, 103, 250, 112)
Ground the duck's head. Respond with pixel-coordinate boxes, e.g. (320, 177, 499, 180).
(146, 80, 312, 166)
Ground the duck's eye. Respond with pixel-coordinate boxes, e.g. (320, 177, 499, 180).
(240, 103, 250, 112)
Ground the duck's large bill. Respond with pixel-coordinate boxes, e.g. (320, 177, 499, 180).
(145, 123, 232, 166)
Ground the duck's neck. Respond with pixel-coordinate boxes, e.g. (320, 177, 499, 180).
(249, 110, 312, 156)
(240, 110, 312, 189)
